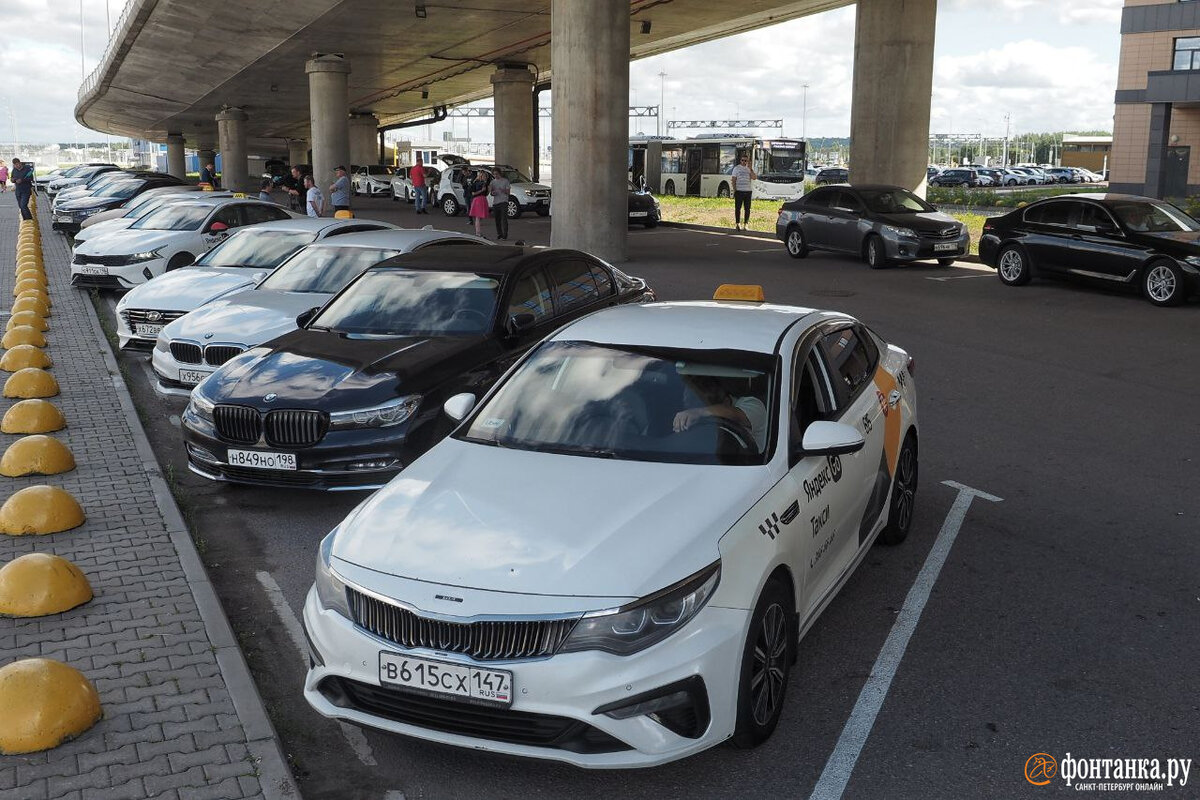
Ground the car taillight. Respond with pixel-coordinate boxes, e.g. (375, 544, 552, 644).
(906, 356, 915, 376)
(982, 223, 994, 233)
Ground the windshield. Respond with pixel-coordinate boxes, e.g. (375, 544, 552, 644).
(257, 246, 401, 293)
(763, 145, 806, 175)
(311, 269, 499, 336)
(859, 188, 935, 214)
(460, 341, 775, 465)
(95, 181, 141, 200)
(1110, 201, 1200, 233)
(491, 166, 530, 183)
(131, 204, 210, 231)
(192, 230, 315, 269)
(367, 166, 395, 176)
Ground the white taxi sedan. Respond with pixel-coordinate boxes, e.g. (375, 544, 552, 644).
(302, 286, 919, 768)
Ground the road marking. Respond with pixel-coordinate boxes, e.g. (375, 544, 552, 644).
(808, 480, 1002, 800)
(255, 570, 378, 766)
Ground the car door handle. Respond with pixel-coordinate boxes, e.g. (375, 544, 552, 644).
(1070, 234, 1083, 240)
(888, 390, 901, 409)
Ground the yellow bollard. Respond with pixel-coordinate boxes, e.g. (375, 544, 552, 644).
(15, 269, 47, 285)
(0, 345, 52, 372)
(2, 326, 48, 349)
(1, 400, 65, 433)
(13, 279, 47, 297)
(0, 658, 102, 754)
(0, 485, 86, 535)
(11, 297, 50, 317)
(0, 436, 75, 477)
(5, 312, 47, 332)
(0, 553, 92, 617)
(3, 368, 58, 399)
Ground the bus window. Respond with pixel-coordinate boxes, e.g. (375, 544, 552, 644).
(720, 145, 738, 174)
(662, 147, 683, 174)
(701, 144, 720, 175)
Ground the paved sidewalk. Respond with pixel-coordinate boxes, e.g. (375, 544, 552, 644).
(0, 193, 298, 799)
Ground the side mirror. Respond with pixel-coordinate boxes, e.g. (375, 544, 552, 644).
(797, 421, 865, 457)
(209, 221, 229, 233)
(295, 307, 320, 328)
(505, 312, 536, 337)
(443, 392, 476, 422)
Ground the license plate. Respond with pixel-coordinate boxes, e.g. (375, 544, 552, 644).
(629, 211, 649, 218)
(79, 265, 109, 275)
(56, 214, 72, 222)
(226, 449, 297, 470)
(379, 652, 512, 706)
(133, 323, 163, 337)
(178, 369, 213, 386)
(933, 242, 957, 252)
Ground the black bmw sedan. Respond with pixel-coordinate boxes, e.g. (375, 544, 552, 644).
(181, 245, 655, 489)
(978, 193, 1200, 306)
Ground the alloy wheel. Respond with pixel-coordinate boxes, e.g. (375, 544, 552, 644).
(999, 249, 1024, 281)
(1146, 264, 1177, 303)
(750, 604, 788, 726)
(893, 445, 917, 531)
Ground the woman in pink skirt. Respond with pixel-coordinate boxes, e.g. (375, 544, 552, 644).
(467, 169, 491, 237)
(0, 161, 8, 192)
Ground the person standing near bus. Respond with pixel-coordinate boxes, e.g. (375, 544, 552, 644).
(731, 154, 756, 231)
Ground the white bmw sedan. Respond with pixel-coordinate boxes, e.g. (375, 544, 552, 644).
(114, 217, 397, 351)
(302, 287, 920, 768)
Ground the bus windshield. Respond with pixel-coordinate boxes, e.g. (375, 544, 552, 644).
(762, 144, 806, 175)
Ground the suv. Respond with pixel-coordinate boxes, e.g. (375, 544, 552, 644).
(435, 164, 552, 218)
(814, 167, 849, 185)
(1043, 167, 1077, 184)
(930, 168, 978, 187)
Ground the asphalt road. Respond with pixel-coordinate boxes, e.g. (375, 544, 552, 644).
(97, 196, 1200, 800)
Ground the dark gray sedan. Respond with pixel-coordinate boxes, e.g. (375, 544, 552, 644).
(776, 184, 970, 268)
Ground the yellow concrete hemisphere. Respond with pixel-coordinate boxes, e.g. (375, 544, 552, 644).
(0, 485, 86, 535)
(0, 658, 102, 754)
(1, 400, 66, 433)
(6, 312, 48, 332)
(12, 297, 50, 317)
(15, 271, 48, 288)
(2, 326, 48, 349)
(16, 289, 51, 309)
(0, 435, 75, 477)
(0, 553, 93, 617)
(3, 368, 59, 399)
(1, 345, 53, 372)
(13, 279, 47, 297)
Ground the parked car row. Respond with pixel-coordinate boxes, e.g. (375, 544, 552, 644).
(928, 164, 1105, 188)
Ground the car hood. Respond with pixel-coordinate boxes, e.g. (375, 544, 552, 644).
(77, 227, 185, 256)
(62, 195, 121, 210)
(332, 438, 769, 599)
(163, 289, 328, 347)
(119, 268, 265, 312)
(74, 218, 135, 243)
(878, 210, 961, 232)
(205, 328, 498, 408)
(513, 181, 551, 192)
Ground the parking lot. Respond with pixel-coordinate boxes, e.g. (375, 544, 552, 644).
(82, 195, 1200, 799)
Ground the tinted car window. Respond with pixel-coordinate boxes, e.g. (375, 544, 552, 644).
(243, 203, 290, 224)
(507, 269, 553, 322)
(258, 247, 402, 293)
(211, 206, 242, 228)
(589, 264, 614, 297)
(1075, 203, 1118, 231)
(1023, 201, 1072, 226)
(549, 260, 602, 312)
(803, 189, 836, 208)
(819, 325, 878, 407)
(834, 190, 864, 213)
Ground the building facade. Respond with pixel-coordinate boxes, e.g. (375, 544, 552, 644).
(1061, 134, 1112, 174)
(1111, 0, 1200, 197)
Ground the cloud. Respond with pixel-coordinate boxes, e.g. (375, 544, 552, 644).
(944, 0, 1122, 25)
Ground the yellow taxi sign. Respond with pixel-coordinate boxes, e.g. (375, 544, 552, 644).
(232, 192, 246, 198)
(713, 284, 765, 302)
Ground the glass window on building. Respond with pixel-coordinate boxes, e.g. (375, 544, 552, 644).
(1173, 37, 1200, 70)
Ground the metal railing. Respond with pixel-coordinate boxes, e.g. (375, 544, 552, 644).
(78, 0, 145, 101)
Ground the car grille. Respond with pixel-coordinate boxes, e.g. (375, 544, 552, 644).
(72, 253, 130, 266)
(919, 226, 962, 240)
(213, 405, 262, 445)
(318, 677, 630, 754)
(70, 274, 125, 289)
(170, 342, 203, 364)
(122, 308, 186, 326)
(264, 409, 327, 447)
(347, 588, 578, 662)
(204, 345, 243, 366)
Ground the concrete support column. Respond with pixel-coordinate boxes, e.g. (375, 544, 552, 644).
(848, 0, 937, 196)
(306, 54, 352, 192)
(550, 0, 629, 262)
(348, 113, 379, 165)
(287, 138, 310, 167)
(1145, 103, 1172, 199)
(165, 134, 187, 179)
(216, 107, 249, 192)
(491, 66, 535, 177)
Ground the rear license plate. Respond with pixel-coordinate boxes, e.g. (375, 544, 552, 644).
(226, 449, 296, 470)
(79, 265, 109, 275)
(133, 323, 163, 337)
(629, 211, 649, 218)
(379, 652, 512, 706)
(933, 242, 957, 252)
(178, 369, 213, 386)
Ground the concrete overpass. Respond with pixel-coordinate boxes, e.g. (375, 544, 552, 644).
(77, 0, 937, 261)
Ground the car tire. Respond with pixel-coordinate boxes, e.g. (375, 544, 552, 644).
(1006, 179, 1017, 186)
(441, 195, 460, 216)
(536, 207, 550, 217)
(878, 432, 918, 546)
(507, 199, 521, 219)
(165, 252, 193, 273)
(996, 244, 1031, 286)
(864, 234, 888, 269)
(732, 577, 793, 749)
(643, 214, 658, 229)
(785, 225, 808, 259)
(664, 180, 676, 196)
(717, 183, 731, 199)
(937, 257, 956, 267)
(391, 189, 399, 203)
(1142, 259, 1186, 307)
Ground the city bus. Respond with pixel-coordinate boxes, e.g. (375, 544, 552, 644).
(630, 135, 807, 200)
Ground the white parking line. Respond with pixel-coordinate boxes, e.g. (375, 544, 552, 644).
(255, 570, 379, 766)
(808, 480, 1002, 800)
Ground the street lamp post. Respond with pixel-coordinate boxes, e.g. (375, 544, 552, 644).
(802, 83, 809, 141)
(658, 70, 667, 137)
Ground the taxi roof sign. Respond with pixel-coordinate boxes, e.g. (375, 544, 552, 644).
(713, 284, 765, 302)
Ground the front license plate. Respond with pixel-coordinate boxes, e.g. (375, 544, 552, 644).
(178, 369, 213, 386)
(379, 652, 512, 706)
(629, 211, 649, 218)
(79, 265, 109, 275)
(933, 242, 958, 252)
(226, 449, 297, 470)
(133, 323, 163, 337)
(55, 214, 72, 223)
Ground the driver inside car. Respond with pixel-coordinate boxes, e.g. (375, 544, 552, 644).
(672, 374, 768, 450)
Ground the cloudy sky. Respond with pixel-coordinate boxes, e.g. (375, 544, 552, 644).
(3, 0, 1123, 145)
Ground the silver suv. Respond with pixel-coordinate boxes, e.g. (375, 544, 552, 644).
(435, 164, 552, 218)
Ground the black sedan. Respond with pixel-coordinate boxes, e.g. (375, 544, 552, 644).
(979, 193, 1200, 306)
(628, 181, 660, 227)
(776, 183, 970, 268)
(51, 174, 186, 233)
(181, 245, 655, 489)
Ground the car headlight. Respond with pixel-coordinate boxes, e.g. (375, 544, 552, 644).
(559, 562, 720, 656)
(328, 395, 421, 430)
(315, 531, 352, 619)
(186, 390, 215, 423)
(882, 225, 918, 240)
(126, 249, 163, 263)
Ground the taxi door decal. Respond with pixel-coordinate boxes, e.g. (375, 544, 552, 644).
(873, 365, 904, 476)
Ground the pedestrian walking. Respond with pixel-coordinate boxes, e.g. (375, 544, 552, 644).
(11, 158, 33, 220)
(411, 156, 429, 214)
(329, 165, 351, 213)
(0, 160, 8, 192)
(489, 167, 511, 240)
(282, 166, 304, 211)
(304, 174, 325, 218)
(199, 161, 220, 189)
(731, 154, 756, 230)
(468, 169, 490, 238)
(258, 178, 274, 202)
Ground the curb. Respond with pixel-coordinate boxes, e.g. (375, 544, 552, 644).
(76, 292, 301, 799)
